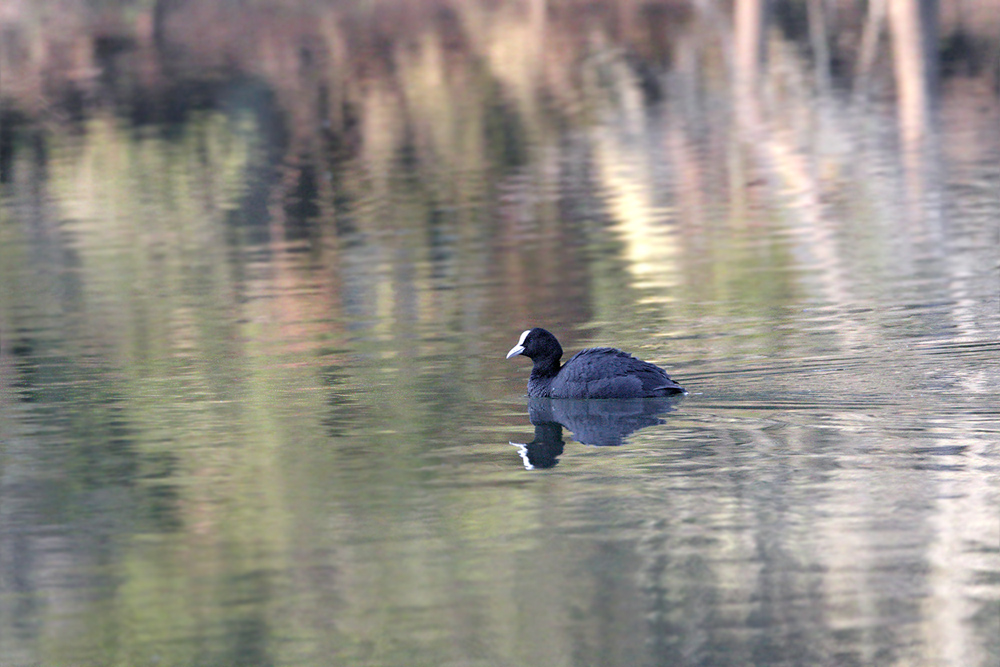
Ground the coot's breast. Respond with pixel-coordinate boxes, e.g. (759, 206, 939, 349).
(549, 348, 683, 399)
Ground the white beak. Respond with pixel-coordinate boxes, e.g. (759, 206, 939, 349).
(506, 344, 525, 359)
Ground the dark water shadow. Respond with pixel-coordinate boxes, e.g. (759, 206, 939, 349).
(511, 396, 685, 469)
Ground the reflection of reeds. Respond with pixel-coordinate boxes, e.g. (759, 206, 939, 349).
(2, 0, 997, 380)
(1, 8, 999, 662)
(1, 0, 997, 393)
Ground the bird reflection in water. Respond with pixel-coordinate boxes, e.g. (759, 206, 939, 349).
(510, 396, 684, 469)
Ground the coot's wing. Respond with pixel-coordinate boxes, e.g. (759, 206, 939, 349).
(551, 348, 684, 399)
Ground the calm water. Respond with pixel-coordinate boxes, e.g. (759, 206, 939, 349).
(1, 2, 999, 666)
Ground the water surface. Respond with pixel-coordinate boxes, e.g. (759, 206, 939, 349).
(1, 2, 998, 666)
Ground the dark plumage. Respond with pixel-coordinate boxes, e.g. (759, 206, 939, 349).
(506, 328, 685, 399)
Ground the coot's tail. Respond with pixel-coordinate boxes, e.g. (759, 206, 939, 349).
(652, 382, 686, 396)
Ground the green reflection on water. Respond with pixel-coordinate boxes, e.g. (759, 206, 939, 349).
(1, 1, 999, 666)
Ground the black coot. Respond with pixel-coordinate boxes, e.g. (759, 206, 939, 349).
(506, 328, 685, 399)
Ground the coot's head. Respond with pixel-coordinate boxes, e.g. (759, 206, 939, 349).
(506, 328, 563, 362)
